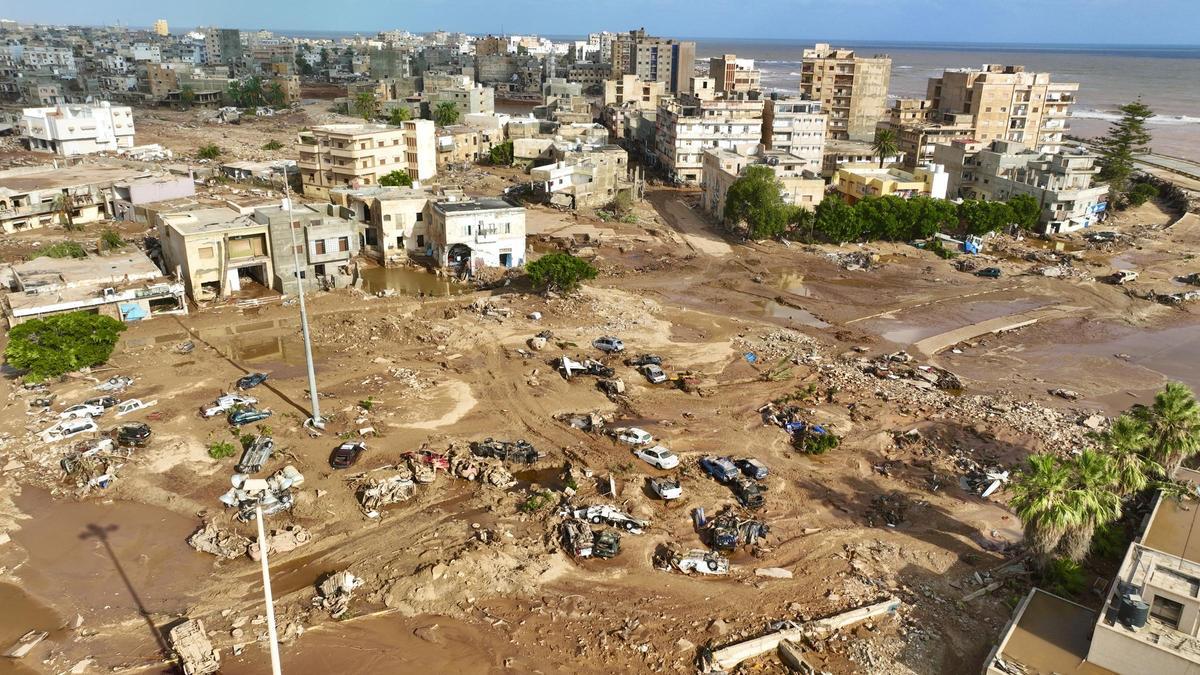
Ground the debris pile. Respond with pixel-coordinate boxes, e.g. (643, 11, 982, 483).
(355, 470, 416, 516)
(858, 351, 963, 391)
(168, 619, 220, 675)
(248, 525, 313, 561)
(313, 571, 363, 619)
(734, 329, 822, 364)
(218, 465, 305, 521)
(188, 522, 253, 559)
(826, 250, 879, 271)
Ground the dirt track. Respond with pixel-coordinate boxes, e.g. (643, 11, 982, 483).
(0, 161, 1197, 674)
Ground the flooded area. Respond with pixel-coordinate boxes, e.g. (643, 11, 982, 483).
(0, 583, 63, 675)
(1046, 322, 1200, 393)
(359, 266, 467, 297)
(862, 297, 1051, 346)
(762, 299, 830, 328)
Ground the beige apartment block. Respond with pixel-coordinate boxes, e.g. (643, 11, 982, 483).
(331, 186, 431, 264)
(153, 19, 169, 36)
(761, 98, 827, 173)
(877, 98, 976, 172)
(298, 120, 436, 199)
(799, 43, 891, 142)
(655, 93, 765, 185)
(157, 207, 274, 302)
(610, 28, 695, 94)
(926, 64, 1077, 153)
(709, 54, 761, 94)
(603, 74, 666, 111)
(702, 148, 825, 226)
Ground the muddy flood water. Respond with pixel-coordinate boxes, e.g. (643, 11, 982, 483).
(359, 266, 467, 297)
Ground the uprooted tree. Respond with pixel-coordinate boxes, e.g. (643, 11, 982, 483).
(525, 253, 597, 293)
(5, 311, 127, 382)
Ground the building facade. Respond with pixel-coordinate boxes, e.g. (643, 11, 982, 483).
(253, 203, 362, 293)
(20, 102, 135, 155)
(157, 207, 274, 302)
(761, 97, 827, 173)
(702, 148, 825, 226)
(428, 197, 526, 272)
(297, 120, 436, 199)
(709, 54, 760, 94)
(831, 164, 949, 203)
(610, 28, 695, 94)
(799, 43, 891, 142)
(655, 92, 765, 185)
(331, 186, 430, 265)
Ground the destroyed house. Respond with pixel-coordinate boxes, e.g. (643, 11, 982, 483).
(157, 207, 274, 303)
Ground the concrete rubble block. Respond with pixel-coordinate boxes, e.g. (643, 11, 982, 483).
(778, 639, 818, 674)
(167, 619, 219, 675)
(2, 630, 48, 659)
(314, 570, 363, 619)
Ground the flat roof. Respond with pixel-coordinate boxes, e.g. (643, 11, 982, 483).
(0, 165, 148, 193)
(11, 251, 161, 289)
(1143, 469, 1200, 561)
(331, 186, 429, 201)
(997, 589, 1112, 675)
(161, 207, 261, 235)
(436, 197, 520, 213)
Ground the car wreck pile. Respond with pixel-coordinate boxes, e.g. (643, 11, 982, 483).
(218, 465, 305, 521)
(312, 570, 363, 619)
(859, 351, 963, 391)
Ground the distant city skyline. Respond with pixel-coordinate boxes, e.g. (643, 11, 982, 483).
(5, 0, 1200, 46)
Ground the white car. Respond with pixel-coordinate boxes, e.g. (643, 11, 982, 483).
(200, 394, 258, 419)
(593, 336, 625, 353)
(641, 364, 668, 384)
(60, 403, 106, 419)
(115, 398, 157, 417)
(616, 427, 653, 446)
(42, 417, 99, 441)
(634, 444, 679, 470)
(649, 477, 682, 500)
(673, 549, 730, 575)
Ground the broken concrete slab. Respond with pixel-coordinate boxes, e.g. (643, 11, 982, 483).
(3, 630, 48, 658)
(168, 619, 219, 675)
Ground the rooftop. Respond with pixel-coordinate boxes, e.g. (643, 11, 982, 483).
(435, 197, 520, 214)
(993, 589, 1113, 675)
(160, 207, 260, 235)
(331, 186, 430, 201)
(10, 251, 161, 291)
(309, 123, 398, 136)
(0, 164, 148, 193)
(1143, 469, 1200, 561)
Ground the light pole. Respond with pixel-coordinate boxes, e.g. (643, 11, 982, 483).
(281, 177, 324, 429)
(255, 501, 283, 675)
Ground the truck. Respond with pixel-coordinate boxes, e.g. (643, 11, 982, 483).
(570, 505, 649, 534)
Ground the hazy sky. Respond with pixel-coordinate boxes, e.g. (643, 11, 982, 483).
(6, 0, 1199, 45)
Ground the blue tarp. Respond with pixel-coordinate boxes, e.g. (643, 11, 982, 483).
(119, 303, 148, 321)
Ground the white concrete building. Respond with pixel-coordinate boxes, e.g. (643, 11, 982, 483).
(428, 197, 526, 273)
(655, 93, 766, 185)
(761, 98, 827, 174)
(20, 102, 136, 156)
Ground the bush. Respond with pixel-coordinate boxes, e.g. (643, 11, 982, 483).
(197, 144, 221, 160)
(519, 490, 555, 512)
(1041, 557, 1086, 597)
(488, 140, 514, 166)
(208, 441, 237, 460)
(100, 228, 125, 250)
(793, 429, 840, 455)
(359, 397, 375, 411)
(525, 253, 597, 293)
(262, 140, 284, 151)
(1127, 182, 1159, 206)
(927, 237, 957, 260)
(5, 311, 126, 382)
(36, 241, 87, 259)
(379, 170, 412, 187)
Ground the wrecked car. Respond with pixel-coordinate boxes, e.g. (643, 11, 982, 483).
(570, 505, 649, 533)
(330, 442, 366, 469)
(113, 422, 152, 448)
(228, 408, 272, 426)
(94, 376, 134, 392)
(625, 354, 662, 367)
(669, 548, 730, 575)
(640, 364, 668, 384)
(561, 520, 621, 559)
(699, 455, 740, 483)
(236, 436, 274, 474)
(84, 396, 118, 409)
(470, 438, 541, 463)
(616, 427, 653, 446)
(732, 477, 767, 509)
(42, 417, 98, 442)
(735, 458, 769, 480)
(649, 476, 682, 500)
(633, 444, 679, 470)
(59, 403, 105, 419)
(592, 336, 625, 353)
(706, 510, 769, 551)
(200, 393, 258, 419)
(236, 372, 269, 390)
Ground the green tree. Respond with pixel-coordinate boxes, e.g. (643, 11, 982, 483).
(1093, 414, 1161, 495)
(179, 84, 196, 109)
(1059, 449, 1122, 562)
(871, 128, 899, 168)
(51, 193, 77, 230)
(813, 195, 861, 243)
(1010, 454, 1075, 568)
(4, 312, 127, 382)
(724, 165, 790, 239)
(197, 144, 221, 160)
(241, 76, 264, 107)
(1007, 194, 1041, 231)
(433, 101, 460, 127)
(854, 195, 907, 240)
(1127, 182, 1159, 206)
(1137, 382, 1200, 476)
(100, 228, 125, 250)
(225, 81, 243, 106)
(1097, 98, 1154, 195)
(488, 140, 514, 166)
(379, 170, 412, 187)
(388, 106, 412, 125)
(267, 81, 286, 107)
(905, 196, 959, 240)
(208, 441, 237, 460)
(525, 253, 597, 293)
(958, 199, 1014, 236)
(354, 91, 380, 120)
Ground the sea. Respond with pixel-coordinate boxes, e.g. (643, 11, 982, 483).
(692, 38, 1200, 160)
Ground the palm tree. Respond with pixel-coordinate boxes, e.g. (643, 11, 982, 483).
(242, 76, 264, 107)
(353, 91, 379, 121)
(267, 82, 285, 107)
(1094, 414, 1161, 494)
(433, 101, 460, 127)
(52, 193, 77, 230)
(1059, 449, 1122, 561)
(1138, 382, 1200, 476)
(871, 129, 899, 168)
(1009, 454, 1076, 568)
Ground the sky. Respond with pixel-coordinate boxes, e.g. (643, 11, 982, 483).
(5, 0, 1199, 46)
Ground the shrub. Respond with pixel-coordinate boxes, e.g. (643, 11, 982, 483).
(793, 429, 840, 455)
(100, 228, 125, 250)
(5, 311, 126, 382)
(197, 144, 221, 160)
(1127, 182, 1159, 206)
(1041, 557, 1086, 597)
(262, 140, 284, 151)
(36, 242, 87, 259)
(525, 253, 597, 293)
(488, 140, 514, 166)
(359, 397, 375, 411)
(927, 238, 957, 260)
(208, 441, 237, 460)
(378, 170, 412, 187)
(519, 490, 554, 513)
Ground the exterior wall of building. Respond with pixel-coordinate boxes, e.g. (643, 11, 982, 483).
(603, 75, 665, 111)
(331, 187, 430, 263)
(702, 149, 825, 225)
(655, 96, 765, 185)
(298, 120, 436, 200)
(429, 200, 526, 271)
(159, 214, 274, 302)
(436, 85, 495, 116)
(20, 102, 135, 156)
(799, 44, 891, 142)
(761, 98, 827, 173)
(833, 165, 948, 203)
(253, 204, 361, 294)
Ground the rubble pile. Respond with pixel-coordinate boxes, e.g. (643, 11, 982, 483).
(188, 522, 253, 559)
(355, 470, 417, 516)
(218, 465, 305, 521)
(859, 351, 963, 391)
(547, 289, 662, 333)
(733, 329, 822, 364)
(313, 571, 363, 619)
(248, 525, 313, 561)
(826, 251, 879, 271)
(388, 367, 433, 391)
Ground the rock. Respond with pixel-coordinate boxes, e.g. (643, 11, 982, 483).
(675, 638, 695, 653)
(528, 336, 547, 351)
(414, 624, 441, 643)
(755, 567, 794, 579)
(69, 658, 94, 673)
(1081, 414, 1106, 430)
(708, 619, 729, 636)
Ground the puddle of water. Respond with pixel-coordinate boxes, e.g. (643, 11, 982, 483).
(266, 550, 343, 598)
(1065, 323, 1200, 393)
(763, 300, 830, 328)
(865, 298, 1048, 345)
(1024, 238, 1083, 253)
(0, 582, 64, 674)
(769, 272, 813, 297)
(513, 467, 564, 491)
(152, 332, 189, 344)
(359, 267, 466, 297)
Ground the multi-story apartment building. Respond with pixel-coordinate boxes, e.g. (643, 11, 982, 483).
(799, 43, 891, 141)
(761, 97, 827, 173)
(331, 185, 430, 264)
(566, 62, 611, 92)
(157, 207, 274, 302)
(204, 28, 242, 69)
(153, 20, 169, 37)
(933, 139, 1108, 234)
(435, 83, 495, 116)
(702, 147, 826, 226)
(925, 64, 1077, 153)
(610, 28, 695, 94)
(297, 120, 436, 199)
(986, 469, 1200, 675)
(428, 197, 526, 271)
(252, 203, 362, 293)
(831, 164, 949, 204)
(602, 74, 666, 111)
(20, 102, 135, 155)
(709, 54, 760, 94)
(18, 45, 77, 76)
(876, 98, 976, 172)
(655, 91, 766, 185)
(530, 143, 633, 209)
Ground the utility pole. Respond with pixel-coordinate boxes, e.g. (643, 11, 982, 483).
(255, 501, 283, 675)
(281, 177, 324, 429)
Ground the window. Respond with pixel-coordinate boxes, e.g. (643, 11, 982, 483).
(415, 212, 422, 222)
(337, 237, 349, 252)
(383, 214, 392, 221)
(314, 239, 326, 255)
(1151, 596, 1184, 629)
(198, 246, 215, 259)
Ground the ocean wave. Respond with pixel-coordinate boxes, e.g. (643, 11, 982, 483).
(1073, 109, 1200, 125)
(758, 60, 802, 65)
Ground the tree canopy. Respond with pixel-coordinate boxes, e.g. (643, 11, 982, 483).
(433, 101, 460, 127)
(1097, 98, 1154, 195)
(958, 199, 1015, 236)
(813, 196, 862, 244)
(871, 129, 899, 168)
(379, 170, 412, 187)
(488, 140, 514, 166)
(354, 91, 380, 120)
(1006, 194, 1041, 231)
(724, 166, 792, 240)
(525, 253, 597, 293)
(5, 312, 127, 382)
(388, 106, 412, 125)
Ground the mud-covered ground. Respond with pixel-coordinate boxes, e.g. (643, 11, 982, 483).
(0, 151, 1197, 674)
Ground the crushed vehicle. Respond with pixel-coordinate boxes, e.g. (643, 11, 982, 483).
(356, 469, 416, 515)
(616, 427, 653, 446)
(625, 354, 662, 367)
(569, 505, 649, 533)
(41, 417, 98, 442)
(1050, 388, 1080, 401)
(975, 267, 1002, 278)
(470, 438, 541, 463)
(732, 477, 767, 509)
(59, 403, 105, 419)
(705, 509, 770, 551)
(1182, 272, 1200, 286)
(219, 465, 305, 521)
(94, 376, 134, 392)
(561, 519, 621, 559)
(200, 393, 258, 419)
(699, 455, 740, 483)
(641, 364, 668, 384)
(662, 547, 730, 575)
(1085, 230, 1119, 243)
(405, 448, 450, 472)
(330, 442, 366, 469)
(649, 476, 683, 500)
(168, 619, 219, 675)
(228, 408, 272, 426)
(29, 394, 57, 409)
(235, 436, 274, 474)
(735, 458, 769, 480)
(556, 356, 615, 379)
(84, 395, 118, 409)
(115, 398, 157, 417)
(113, 422, 152, 448)
(554, 411, 609, 433)
(1110, 269, 1139, 284)
(236, 372, 269, 389)
(592, 336, 625, 353)
(633, 444, 679, 469)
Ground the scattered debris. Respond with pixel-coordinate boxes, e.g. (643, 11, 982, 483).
(313, 570, 363, 619)
(168, 619, 219, 675)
